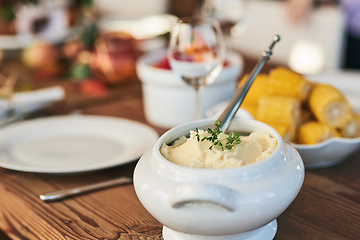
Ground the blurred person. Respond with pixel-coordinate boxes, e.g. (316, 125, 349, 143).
(285, 0, 360, 70)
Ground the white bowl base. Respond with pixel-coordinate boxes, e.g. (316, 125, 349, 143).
(162, 219, 277, 240)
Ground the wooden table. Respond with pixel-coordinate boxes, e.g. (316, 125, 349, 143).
(0, 59, 359, 240)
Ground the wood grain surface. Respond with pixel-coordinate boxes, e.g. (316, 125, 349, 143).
(0, 57, 359, 240)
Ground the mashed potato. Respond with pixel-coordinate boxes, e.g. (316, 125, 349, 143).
(160, 129, 277, 168)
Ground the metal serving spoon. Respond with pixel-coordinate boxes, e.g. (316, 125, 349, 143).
(217, 34, 281, 132)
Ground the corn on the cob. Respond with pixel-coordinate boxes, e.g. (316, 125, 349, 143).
(238, 73, 269, 104)
(300, 106, 314, 124)
(256, 96, 301, 127)
(297, 121, 339, 144)
(237, 67, 358, 144)
(309, 84, 352, 127)
(339, 114, 360, 138)
(240, 101, 258, 117)
(268, 67, 312, 101)
(237, 74, 269, 118)
(270, 123, 296, 142)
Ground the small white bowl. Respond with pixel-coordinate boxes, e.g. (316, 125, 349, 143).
(136, 49, 244, 128)
(134, 118, 304, 240)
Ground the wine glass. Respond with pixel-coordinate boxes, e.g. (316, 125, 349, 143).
(201, 0, 249, 38)
(167, 17, 226, 120)
(0, 71, 18, 117)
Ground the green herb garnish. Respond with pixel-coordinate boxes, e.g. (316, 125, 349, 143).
(195, 120, 242, 150)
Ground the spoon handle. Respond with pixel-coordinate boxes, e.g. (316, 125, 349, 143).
(39, 176, 132, 202)
(218, 34, 281, 132)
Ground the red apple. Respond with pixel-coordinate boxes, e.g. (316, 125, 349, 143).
(78, 78, 109, 97)
(22, 40, 60, 69)
(62, 38, 84, 59)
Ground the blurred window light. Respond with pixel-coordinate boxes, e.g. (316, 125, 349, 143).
(288, 40, 325, 75)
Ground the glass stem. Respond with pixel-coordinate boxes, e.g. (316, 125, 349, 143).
(194, 86, 203, 120)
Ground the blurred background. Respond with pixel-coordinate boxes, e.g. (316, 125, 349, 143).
(0, 0, 354, 96)
(0, 0, 357, 139)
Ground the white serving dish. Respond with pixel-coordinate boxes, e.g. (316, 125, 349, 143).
(136, 49, 243, 128)
(291, 137, 360, 169)
(291, 70, 360, 168)
(133, 118, 304, 240)
(206, 70, 360, 169)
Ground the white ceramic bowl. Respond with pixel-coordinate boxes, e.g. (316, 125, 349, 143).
(293, 70, 360, 168)
(206, 100, 360, 169)
(291, 138, 360, 169)
(136, 49, 243, 128)
(134, 118, 304, 240)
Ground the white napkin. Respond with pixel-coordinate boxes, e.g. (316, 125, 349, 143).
(0, 86, 65, 115)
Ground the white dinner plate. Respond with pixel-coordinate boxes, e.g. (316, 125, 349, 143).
(0, 115, 159, 173)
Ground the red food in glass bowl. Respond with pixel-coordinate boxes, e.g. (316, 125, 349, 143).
(136, 49, 244, 128)
(152, 56, 230, 70)
(153, 56, 172, 70)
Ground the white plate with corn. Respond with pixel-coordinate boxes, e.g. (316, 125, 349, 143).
(206, 68, 360, 169)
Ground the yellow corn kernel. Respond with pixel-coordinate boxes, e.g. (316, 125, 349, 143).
(268, 67, 312, 101)
(309, 84, 352, 127)
(238, 73, 269, 105)
(339, 114, 360, 138)
(256, 96, 301, 128)
(240, 101, 258, 118)
(297, 121, 339, 144)
(270, 123, 296, 142)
